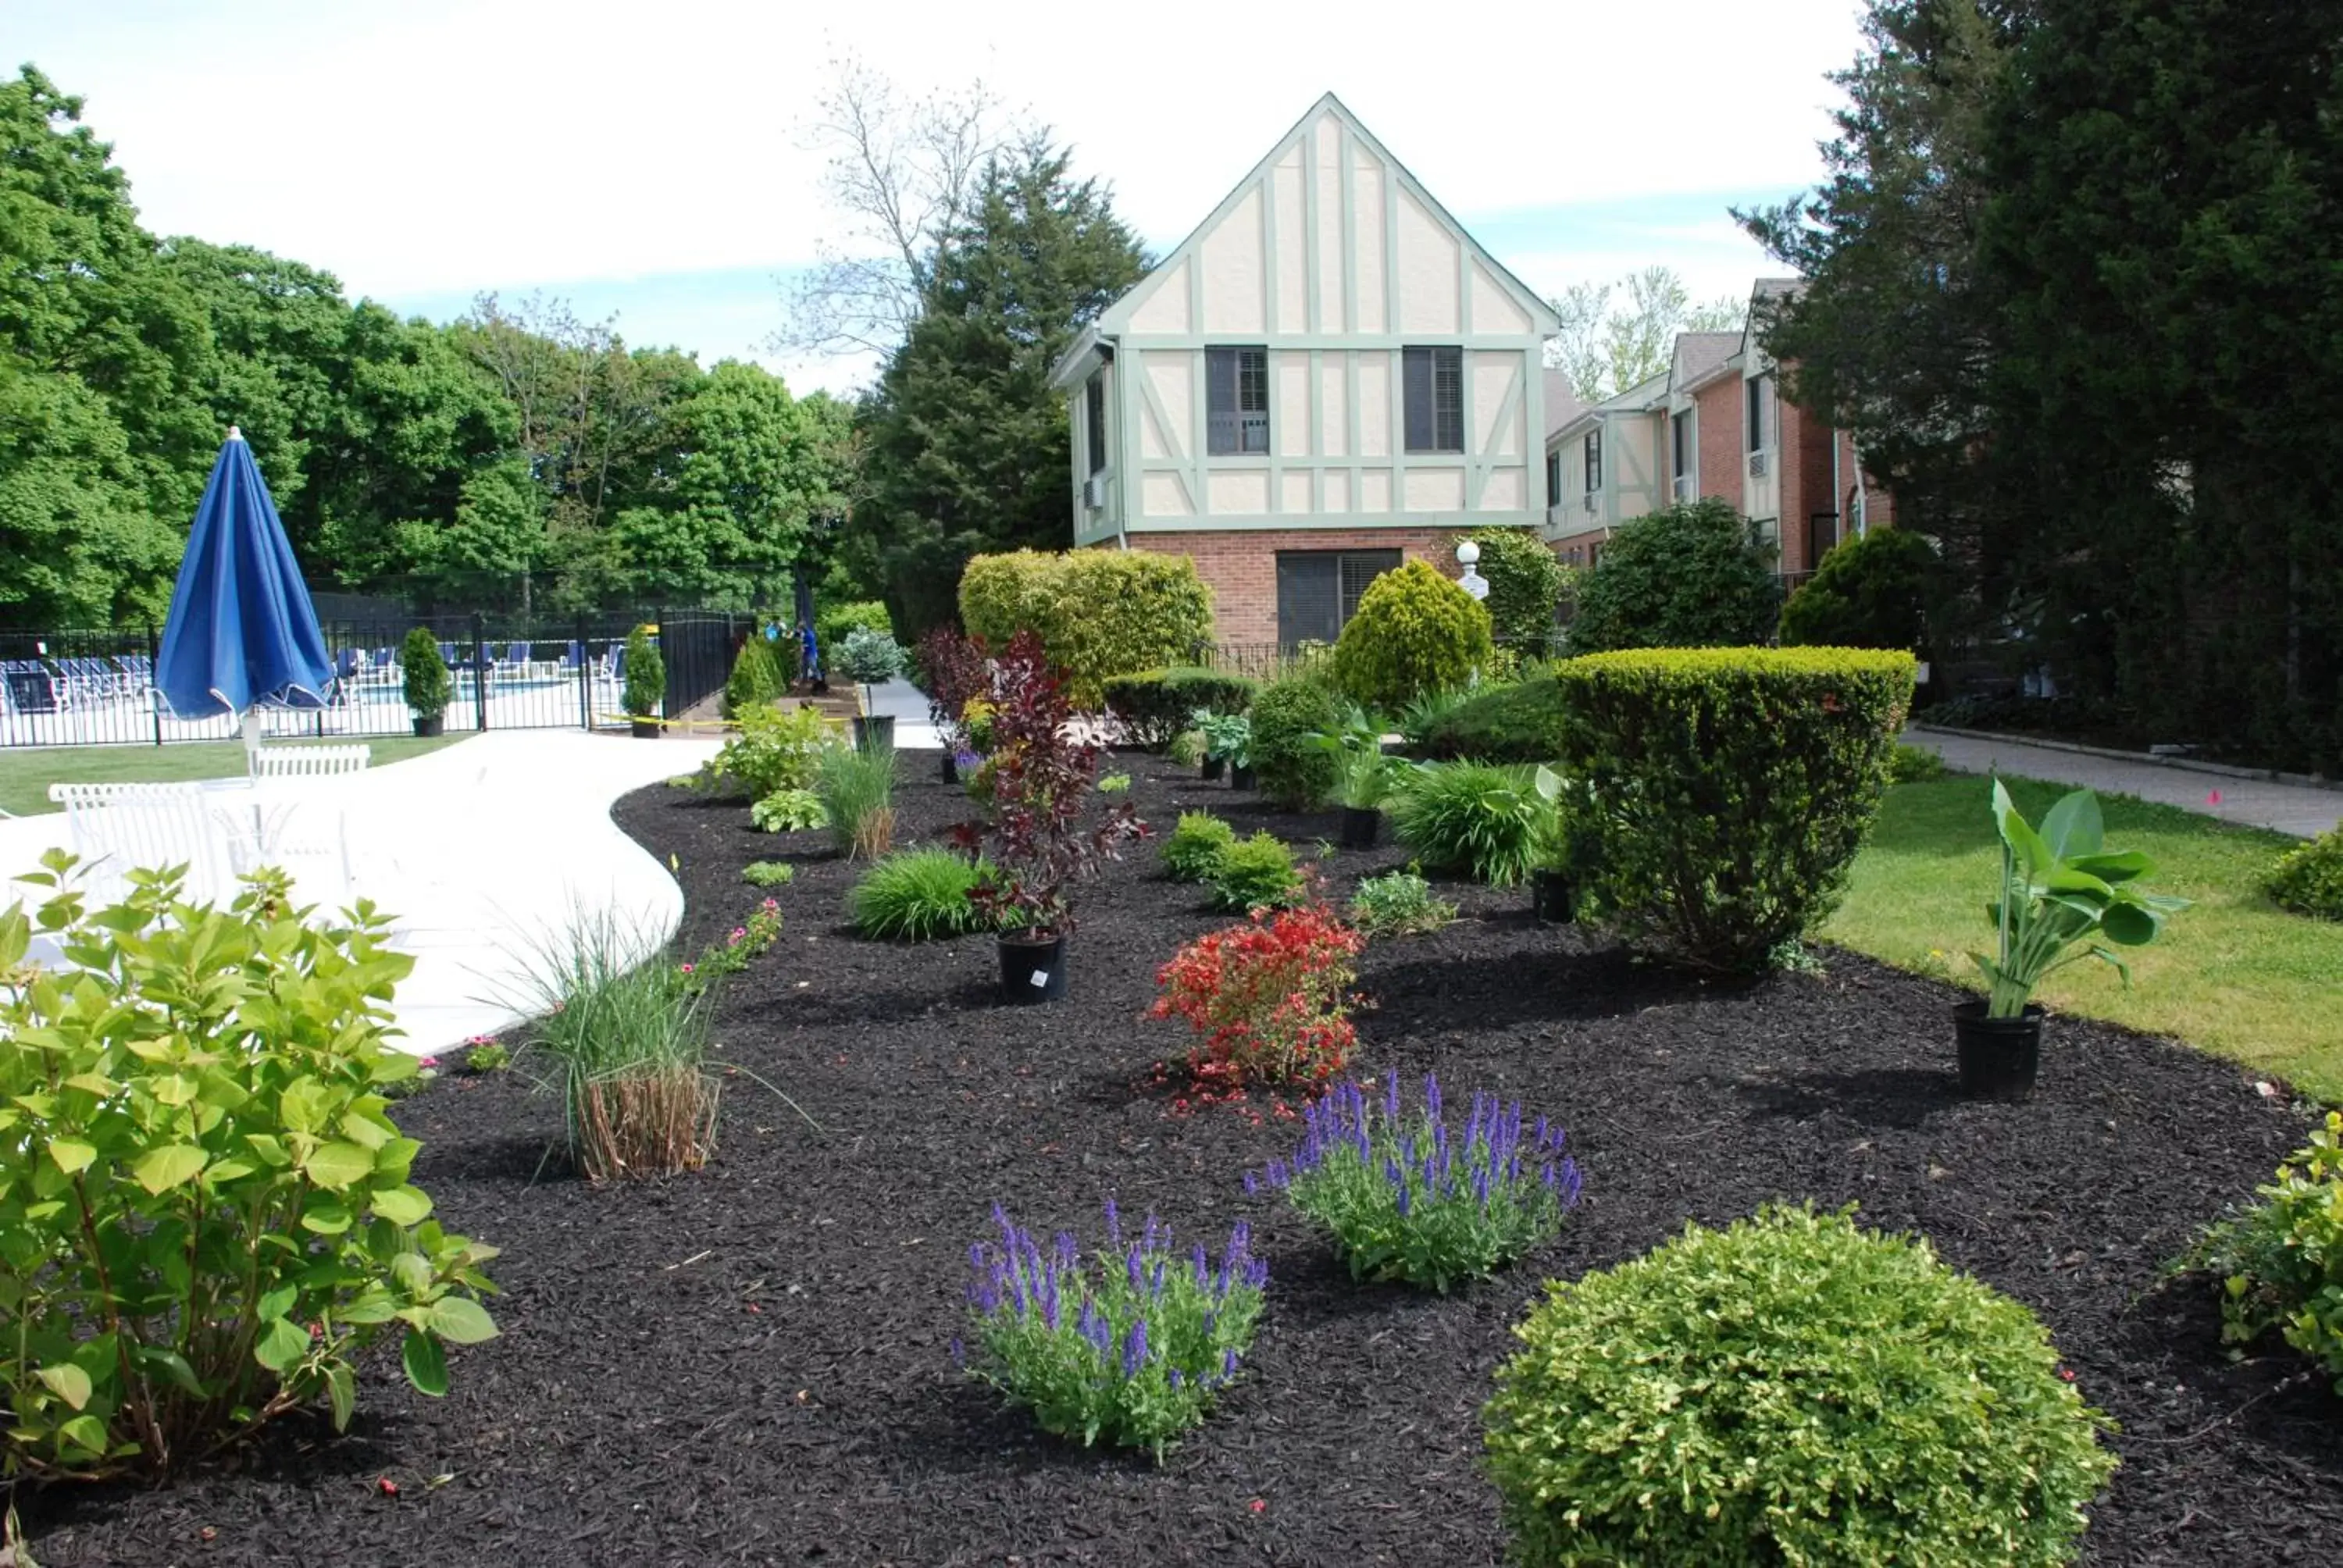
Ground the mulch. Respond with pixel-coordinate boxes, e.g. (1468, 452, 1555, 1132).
(20, 756, 2342, 1566)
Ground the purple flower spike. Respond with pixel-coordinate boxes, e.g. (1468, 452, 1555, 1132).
(1103, 1196, 1121, 1247)
(1127, 1246, 1145, 1291)
(950, 1337, 965, 1367)
(1385, 1071, 1400, 1123)
(1168, 1367, 1183, 1390)
(1425, 1072, 1442, 1121)
(1122, 1318, 1150, 1377)
(1243, 1169, 1260, 1196)
(1222, 1347, 1239, 1379)
(1396, 1181, 1412, 1217)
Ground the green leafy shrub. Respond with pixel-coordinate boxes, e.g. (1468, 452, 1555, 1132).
(1414, 676, 1568, 764)
(958, 550, 1215, 707)
(1779, 526, 1939, 650)
(1553, 647, 1915, 971)
(1097, 772, 1131, 794)
(750, 789, 828, 834)
(2266, 827, 2343, 921)
(721, 637, 786, 718)
(1390, 762, 1560, 887)
(1250, 676, 1346, 809)
(815, 741, 896, 859)
(1161, 811, 1236, 882)
(1204, 832, 1305, 913)
(705, 704, 839, 800)
(1889, 739, 1947, 782)
(464, 1040, 512, 1074)
(622, 626, 665, 719)
(0, 855, 499, 1481)
(1566, 498, 1778, 654)
(742, 859, 797, 887)
(1193, 711, 1251, 770)
(401, 626, 451, 721)
(1331, 560, 1494, 711)
(1467, 526, 1571, 653)
(850, 848, 993, 940)
(1348, 865, 1455, 937)
(2190, 1111, 2343, 1392)
(815, 599, 892, 654)
(1101, 667, 1259, 750)
(1484, 1205, 2119, 1568)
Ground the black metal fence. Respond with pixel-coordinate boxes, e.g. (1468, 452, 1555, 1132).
(0, 609, 753, 750)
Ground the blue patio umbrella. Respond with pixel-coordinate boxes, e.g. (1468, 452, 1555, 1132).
(154, 426, 333, 754)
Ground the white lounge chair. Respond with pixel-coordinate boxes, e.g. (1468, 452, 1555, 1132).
(251, 744, 371, 780)
(48, 782, 238, 906)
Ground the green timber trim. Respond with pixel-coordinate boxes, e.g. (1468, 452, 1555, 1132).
(1122, 511, 1545, 535)
(1118, 332, 1546, 351)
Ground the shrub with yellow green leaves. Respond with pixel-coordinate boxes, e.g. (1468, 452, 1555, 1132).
(0, 853, 498, 1481)
(958, 550, 1214, 707)
(1330, 560, 1494, 712)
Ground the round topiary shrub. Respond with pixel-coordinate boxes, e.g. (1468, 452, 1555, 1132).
(2265, 825, 2343, 920)
(1250, 675, 1346, 810)
(1331, 560, 1494, 711)
(1567, 498, 1779, 654)
(1485, 1205, 2119, 1568)
(1779, 526, 1940, 651)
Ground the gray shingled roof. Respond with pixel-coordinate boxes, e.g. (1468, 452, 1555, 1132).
(1672, 330, 1742, 390)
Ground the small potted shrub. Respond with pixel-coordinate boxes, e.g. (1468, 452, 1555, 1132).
(1962, 779, 2188, 1099)
(622, 625, 665, 739)
(917, 627, 990, 782)
(401, 627, 451, 737)
(1193, 710, 1249, 785)
(954, 632, 1147, 1003)
(835, 626, 908, 750)
(1526, 772, 1585, 925)
(1308, 706, 1394, 849)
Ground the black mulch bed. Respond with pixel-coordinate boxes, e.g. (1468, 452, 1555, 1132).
(23, 757, 2343, 1566)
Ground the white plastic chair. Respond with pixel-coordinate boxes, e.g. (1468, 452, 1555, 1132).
(250, 744, 371, 781)
(48, 782, 238, 906)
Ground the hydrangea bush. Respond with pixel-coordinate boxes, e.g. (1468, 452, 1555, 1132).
(961, 1199, 1267, 1457)
(1250, 1074, 1579, 1292)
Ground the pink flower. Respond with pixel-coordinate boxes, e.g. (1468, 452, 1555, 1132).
(418, 1057, 440, 1070)
(679, 961, 696, 975)
(2207, 789, 2223, 806)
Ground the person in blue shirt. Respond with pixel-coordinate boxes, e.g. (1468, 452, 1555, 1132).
(797, 618, 826, 692)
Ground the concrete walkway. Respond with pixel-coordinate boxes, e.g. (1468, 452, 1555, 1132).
(1908, 728, 2339, 840)
(0, 729, 720, 1057)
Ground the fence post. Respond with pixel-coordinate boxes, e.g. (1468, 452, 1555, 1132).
(147, 622, 163, 746)
(575, 613, 592, 732)
(654, 607, 672, 722)
(471, 614, 489, 732)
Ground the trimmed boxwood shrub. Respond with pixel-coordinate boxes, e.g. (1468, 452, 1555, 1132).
(1467, 526, 1571, 653)
(1415, 677, 1568, 763)
(1566, 498, 1778, 654)
(2265, 826, 2343, 920)
(958, 550, 1214, 707)
(1553, 647, 1914, 972)
(722, 637, 786, 718)
(1161, 811, 1237, 882)
(401, 626, 451, 720)
(1778, 526, 1939, 651)
(1250, 676, 1346, 810)
(1485, 1205, 2118, 1568)
(1103, 667, 1260, 750)
(1331, 560, 1493, 711)
(815, 598, 892, 654)
(622, 626, 665, 720)
(1204, 832, 1305, 913)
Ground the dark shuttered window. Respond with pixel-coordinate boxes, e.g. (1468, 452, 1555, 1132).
(1276, 550, 1401, 648)
(1206, 347, 1270, 454)
(1085, 373, 1107, 475)
(1402, 345, 1463, 453)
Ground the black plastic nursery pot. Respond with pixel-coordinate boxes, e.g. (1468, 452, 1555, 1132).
(411, 715, 444, 738)
(998, 932, 1069, 1004)
(1530, 869, 1576, 924)
(1339, 807, 1381, 850)
(1201, 755, 1225, 782)
(853, 715, 896, 751)
(630, 718, 661, 739)
(940, 752, 960, 784)
(1229, 763, 1256, 790)
(1953, 1000, 2044, 1101)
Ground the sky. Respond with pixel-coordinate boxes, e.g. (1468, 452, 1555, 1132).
(11, 0, 1866, 394)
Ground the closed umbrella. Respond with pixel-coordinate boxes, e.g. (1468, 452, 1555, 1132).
(153, 426, 334, 765)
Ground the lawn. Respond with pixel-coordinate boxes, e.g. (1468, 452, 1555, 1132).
(1825, 772, 2343, 1103)
(0, 733, 470, 816)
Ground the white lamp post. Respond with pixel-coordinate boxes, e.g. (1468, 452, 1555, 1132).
(1455, 538, 1489, 601)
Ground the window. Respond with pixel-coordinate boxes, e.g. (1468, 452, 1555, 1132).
(1402, 346, 1463, 453)
(1671, 409, 1694, 501)
(1084, 373, 1107, 476)
(1206, 347, 1269, 455)
(1746, 373, 1770, 452)
(1275, 549, 1400, 647)
(1545, 449, 1561, 507)
(1582, 429, 1603, 494)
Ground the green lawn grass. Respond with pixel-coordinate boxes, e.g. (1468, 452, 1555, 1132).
(0, 734, 471, 818)
(1825, 772, 2343, 1103)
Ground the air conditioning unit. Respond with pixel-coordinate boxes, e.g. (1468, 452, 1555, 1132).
(1747, 451, 1769, 477)
(1582, 494, 1597, 514)
(1082, 475, 1107, 510)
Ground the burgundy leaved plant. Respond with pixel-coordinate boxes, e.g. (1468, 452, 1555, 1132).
(953, 631, 1147, 939)
(916, 627, 990, 750)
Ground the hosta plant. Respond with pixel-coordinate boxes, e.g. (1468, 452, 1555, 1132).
(962, 1199, 1266, 1459)
(750, 788, 829, 834)
(1152, 903, 1361, 1093)
(0, 854, 499, 1482)
(1192, 711, 1251, 770)
(1250, 1073, 1579, 1292)
(1347, 866, 1456, 938)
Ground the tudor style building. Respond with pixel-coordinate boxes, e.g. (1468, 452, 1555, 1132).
(1050, 94, 1560, 647)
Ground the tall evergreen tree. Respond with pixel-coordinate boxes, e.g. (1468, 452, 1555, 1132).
(854, 141, 1147, 636)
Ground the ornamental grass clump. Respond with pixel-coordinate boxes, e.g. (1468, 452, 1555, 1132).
(815, 739, 897, 859)
(1390, 761, 1560, 886)
(961, 1199, 1268, 1458)
(1153, 903, 1362, 1093)
(1204, 831, 1307, 913)
(850, 847, 995, 940)
(1250, 1073, 1578, 1292)
(1483, 1204, 2120, 1568)
(0, 854, 499, 1481)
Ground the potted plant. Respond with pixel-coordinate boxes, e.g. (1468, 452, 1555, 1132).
(401, 627, 452, 737)
(1961, 779, 2188, 1099)
(953, 633, 1147, 1004)
(1195, 710, 1251, 787)
(1525, 768, 1579, 924)
(917, 627, 990, 782)
(622, 626, 665, 738)
(835, 626, 907, 750)
(1309, 706, 1395, 849)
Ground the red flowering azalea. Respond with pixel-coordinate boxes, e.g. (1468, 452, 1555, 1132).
(1152, 903, 1363, 1091)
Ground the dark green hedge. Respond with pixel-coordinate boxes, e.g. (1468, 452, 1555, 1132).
(1553, 647, 1916, 972)
(1101, 667, 1260, 750)
(1415, 678, 1570, 764)
(1250, 677, 1346, 809)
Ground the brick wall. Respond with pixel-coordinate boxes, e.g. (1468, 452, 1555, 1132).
(1693, 377, 1742, 504)
(1115, 526, 1482, 646)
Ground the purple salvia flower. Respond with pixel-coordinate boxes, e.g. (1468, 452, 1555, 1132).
(1396, 1181, 1412, 1217)
(1243, 1169, 1260, 1196)
(1128, 1245, 1145, 1292)
(1168, 1367, 1183, 1390)
(1122, 1318, 1149, 1377)
(1057, 1231, 1079, 1269)
(1425, 1072, 1442, 1121)
(950, 1337, 965, 1367)
(1103, 1196, 1121, 1248)
(1385, 1071, 1400, 1123)
(1222, 1347, 1239, 1379)
(1474, 1165, 1492, 1210)
(1193, 1242, 1210, 1287)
